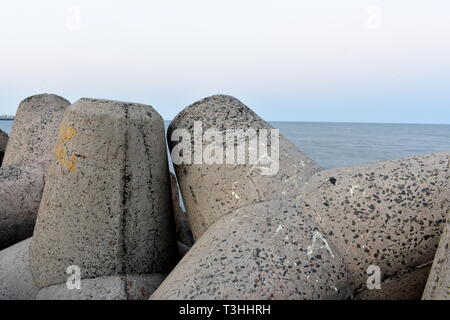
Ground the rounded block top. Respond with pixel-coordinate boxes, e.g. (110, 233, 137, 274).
(169, 95, 274, 135)
(71, 98, 164, 122)
(3, 94, 70, 166)
(167, 95, 321, 239)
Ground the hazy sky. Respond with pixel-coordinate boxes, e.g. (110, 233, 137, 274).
(1, 1, 449, 123)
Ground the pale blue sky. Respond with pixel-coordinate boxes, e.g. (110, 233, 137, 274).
(0, 0, 449, 123)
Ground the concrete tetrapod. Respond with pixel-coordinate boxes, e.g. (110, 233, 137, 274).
(30, 98, 178, 300)
(0, 94, 70, 249)
(0, 163, 45, 250)
(422, 216, 450, 300)
(355, 266, 431, 300)
(0, 128, 8, 166)
(0, 238, 39, 300)
(154, 95, 347, 299)
(297, 152, 450, 299)
(151, 199, 352, 299)
(167, 95, 321, 239)
(3, 94, 70, 166)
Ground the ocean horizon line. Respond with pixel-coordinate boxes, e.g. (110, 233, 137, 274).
(2, 118, 449, 126)
(165, 119, 450, 126)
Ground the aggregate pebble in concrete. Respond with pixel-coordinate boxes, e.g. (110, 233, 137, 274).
(151, 199, 352, 300)
(422, 216, 450, 300)
(3, 94, 70, 166)
(298, 152, 450, 295)
(0, 162, 45, 250)
(167, 95, 321, 239)
(0, 128, 8, 166)
(0, 238, 39, 300)
(30, 98, 178, 289)
(36, 274, 167, 300)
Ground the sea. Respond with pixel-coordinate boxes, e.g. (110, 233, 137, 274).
(1, 119, 449, 169)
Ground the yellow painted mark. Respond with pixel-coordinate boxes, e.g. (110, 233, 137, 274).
(54, 125, 77, 172)
(58, 125, 77, 143)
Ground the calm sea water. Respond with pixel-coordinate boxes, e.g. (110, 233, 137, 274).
(2, 119, 449, 169)
(0, 120, 12, 134)
(270, 121, 450, 169)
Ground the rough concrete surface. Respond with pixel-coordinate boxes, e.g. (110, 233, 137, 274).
(355, 265, 431, 300)
(167, 94, 321, 239)
(0, 238, 39, 300)
(297, 152, 450, 295)
(0, 162, 45, 250)
(3, 94, 70, 166)
(422, 216, 450, 300)
(36, 274, 167, 300)
(151, 199, 352, 300)
(30, 98, 178, 290)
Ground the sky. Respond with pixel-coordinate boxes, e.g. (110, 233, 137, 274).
(0, 1, 449, 123)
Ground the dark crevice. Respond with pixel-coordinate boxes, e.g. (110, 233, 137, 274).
(119, 104, 130, 276)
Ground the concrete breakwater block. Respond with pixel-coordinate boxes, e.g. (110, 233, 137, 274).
(36, 274, 167, 300)
(297, 152, 450, 298)
(355, 265, 431, 300)
(167, 95, 321, 239)
(0, 94, 70, 249)
(30, 98, 178, 299)
(151, 199, 352, 300)
(0, 128, 8, 166)
(3, 94, 70, 166)
(422, 216, 450, 300)
(0, 238, 39, 300)
(0, 162, 45, 250)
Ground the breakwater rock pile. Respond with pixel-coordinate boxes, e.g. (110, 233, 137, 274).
(0, 94, 70, 251)
(0, 93, 449, 300)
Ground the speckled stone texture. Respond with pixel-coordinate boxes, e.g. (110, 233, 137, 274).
(36, 274, 167, 300)
(0, 128, 8, 166)
(355, 265, 431, 300)
(297, 152, 450, 298)
(3, 94, 70, 166)
(0, 238, 39, 300)
(170, 172, 194, 248)
(0, 162, 45, 250)
(167, 95, 321, 239)
(30, 98, 178, 295)
(422, 217, 450, 300)
(151, 199, 352, 300)
(0, 94, 69, 250)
